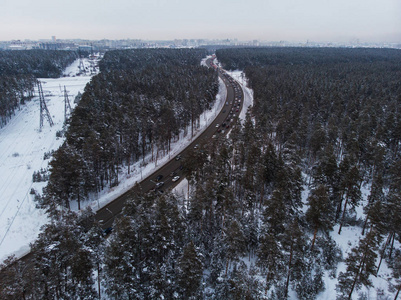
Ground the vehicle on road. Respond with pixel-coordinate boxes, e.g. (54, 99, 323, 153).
(172, 176, 180, 182)
(103, 227, 113, 236)
(175, 155, 182, 161)
(156, 174, 163, 181)
(156, 182, 164, 188)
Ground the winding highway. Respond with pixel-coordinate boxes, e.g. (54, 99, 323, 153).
(95, 57, 245, 229)
(1, 56, 245, 270)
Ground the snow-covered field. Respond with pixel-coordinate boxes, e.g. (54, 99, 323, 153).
(0, 58, 96, 262)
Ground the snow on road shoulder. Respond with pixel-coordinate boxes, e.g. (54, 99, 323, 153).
(225, 70, 254, 122)
(84, 76, 228, 212)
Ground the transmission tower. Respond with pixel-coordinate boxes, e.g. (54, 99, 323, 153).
(64, 86, 72, 123)
(79, 57, 85, 74)
(38, 81, 54, 130)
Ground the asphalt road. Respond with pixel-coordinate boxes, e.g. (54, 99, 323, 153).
(95, 58, 245, 229)
(2, 58, 245, 270)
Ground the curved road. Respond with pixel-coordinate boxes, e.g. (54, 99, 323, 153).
(95, 58, 245, 229)
(3, 57, 245, 269)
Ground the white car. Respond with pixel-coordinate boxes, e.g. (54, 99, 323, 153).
(172, 176, 180, 182)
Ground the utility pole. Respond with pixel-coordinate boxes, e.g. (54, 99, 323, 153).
(64, 86, 72, 123)
(38, 81, 54, 131)
(78, 48, 85, 75)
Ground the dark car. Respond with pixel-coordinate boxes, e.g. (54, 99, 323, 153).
(103, 227, 113, 236)
(156, 174, 163, 181)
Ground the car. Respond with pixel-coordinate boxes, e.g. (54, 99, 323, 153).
(194, 144, 199, 149)
(170, 171, 177, 177)
(236, 109, 239, 112)
(103, 227, 113, 236)
(216, 124, 219, 128)
(156, 174, 163, 181)
(222, 110, 226, 113)
(175, 155, 182, 161)
(222, 123, 226, 127)
(172, 176, 180, 182)
(226, 124, 230, 129)
(156, 182, 164, 188)
(212, 135, 217, 138)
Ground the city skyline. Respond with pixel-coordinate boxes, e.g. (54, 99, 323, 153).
(1, 0, 401, 43)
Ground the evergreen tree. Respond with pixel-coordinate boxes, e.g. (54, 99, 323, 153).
(176, 241, 204, 299)
(305, 184, 334, 249)
(337, 230, 381, 300)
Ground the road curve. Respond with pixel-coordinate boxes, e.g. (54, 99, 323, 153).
(95, 57, 245, 228)
(2, 57, 244, 269)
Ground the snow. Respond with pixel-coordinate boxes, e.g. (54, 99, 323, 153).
(81, 73, 227, 213)
(0, 55, 228, 263)
(0, 58, 95, 262)
(225, 70, 254, 122)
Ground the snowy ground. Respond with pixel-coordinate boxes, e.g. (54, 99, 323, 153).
(0, 58, 97, 262)
(0, 55, 228, 263)
(301, 176, 395, 299)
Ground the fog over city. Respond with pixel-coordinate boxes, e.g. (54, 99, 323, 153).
(1, 0, 400, 43)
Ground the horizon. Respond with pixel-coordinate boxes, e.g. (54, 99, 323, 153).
(1, 0, 401, 44)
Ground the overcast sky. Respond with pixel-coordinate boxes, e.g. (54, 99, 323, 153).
(1, 0, 400, 43)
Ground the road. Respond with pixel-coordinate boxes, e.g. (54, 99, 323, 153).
(2, 57, 245, 270)
(95, 58, 245, 229)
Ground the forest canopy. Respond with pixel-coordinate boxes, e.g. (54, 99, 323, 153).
(3, 47, 401, 299)
(42, 48, 218, 210)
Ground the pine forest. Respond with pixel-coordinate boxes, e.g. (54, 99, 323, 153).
(1, 47, 401, 299)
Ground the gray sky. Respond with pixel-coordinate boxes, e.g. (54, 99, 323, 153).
(1, 0, 400, 43)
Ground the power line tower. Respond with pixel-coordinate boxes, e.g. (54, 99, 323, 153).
(78, 48, 86, 75)
(38, 81, 54, 130)
(64, 85, 72, 123)
(79, 57, 85, 74)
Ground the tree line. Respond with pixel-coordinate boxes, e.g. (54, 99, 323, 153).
(39, 48, 218, 211)
(2, 47, 401, 299)
(216, 47, 401, 299)
(0, 49, 77, 127)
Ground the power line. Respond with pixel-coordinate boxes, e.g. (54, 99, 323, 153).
(38, 81, 54, 130)
(64, 85, 72, 123)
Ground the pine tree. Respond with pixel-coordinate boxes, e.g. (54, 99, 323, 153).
(257, 230, 285, 293)
(0, 255, 33, 300)
(282, 219, 307, 298)
(305, 184, 334, 249)
(222, 219, 247, 274)
(176, 241, 204, 299)
(337, 230, 381, 300)
(338, 164, 362, 234)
